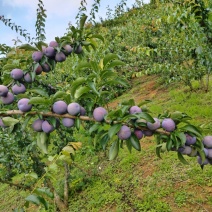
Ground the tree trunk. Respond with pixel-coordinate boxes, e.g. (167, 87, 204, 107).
(64, 162, 70, 208)
(46, 178, 68, 211)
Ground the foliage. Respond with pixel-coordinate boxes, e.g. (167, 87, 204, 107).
(35, 0, 47, 42)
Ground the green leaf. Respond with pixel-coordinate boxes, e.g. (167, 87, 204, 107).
(90, 61, 99, 73)
(166, 137, 173, 151)
(177, 152, 189, 165)
(71, 77, 86, 97)
(109, 139, 119, 160)
(175, 132, 186, 146)
(125, 139, 132, 153)
(3, 64, 19, 70)
(89, 123, 101, 134)
(53, 91, 68, 100)
(180, 124, 202, 138)
(28, 97, 50, 105)
(156, 145, 162, 159)
(25, 172, 38, 179)
(89, 34, 104, 42)
(106, 60, 125, 69)
(81, 41, 91, 46)
(75, 118, 80, 130)
(100, 133, 109, 150)
(62, 145, 75, 156)
(35, 41, 47, 51)
(25, 194, 40, 206)
(100, 70, 117, 79)
(2, 117, 19, 126)
(37, 132, 49, 154)
(107, 78, 129, 87)
(87, 39, 97, 50)
(130, 134, 141, 151)
(195, 46, 203, 55)
(88, 81, 99, 96)
(80, 14, 88, 29)
(35, 187, 54, 199)
(124, 112, 154, 123)
(37, 196, 48, 210)
(76, 61, 91, 71)
(75, 86, 90, 99)
(108, 123, 122, 138)
(103, 53, 118, 67)
(29, 88, 49, 98)
(21, 116, 31, 130)
(19, 44, 38, 51)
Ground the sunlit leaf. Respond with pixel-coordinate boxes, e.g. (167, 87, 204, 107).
(109, 139, 119, 160)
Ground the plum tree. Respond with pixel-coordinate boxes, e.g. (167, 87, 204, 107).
(67, 103, 81, 116)
(10, 68, 24, 80)
(12, 83, 26, 94)
(117, 125, 131, 140)
(52, 100, 67, 114)
(32, 51, 43, 62)
(203, 136, 212, 148)
(161, 118, 176, 132)
(62, 118, 75, 127)
(93, 107, 108, 122)
(147, 118, 160, 131)
(17, 98, 32, 112)
(1, 8, 211, 211)
(0, 85, 8, 97)
(129, 105, 142, 114)
(32, 119, 44, 132)
(1, 92, 14, 104)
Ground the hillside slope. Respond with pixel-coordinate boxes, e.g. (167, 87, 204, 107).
(67, 75, 212, 212)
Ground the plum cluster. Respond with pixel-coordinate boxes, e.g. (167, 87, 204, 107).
(32, 40, 82, 72)
(31, 101, 86, 133)
(0, 68, 31, 105)
(107, 105, 212, 166)
(92, 105, 175, 141)
(0, 40, 85, 130)
(176, 135, 212, 166)
(0, 40, 83, 107)
(197, 136, 212, 165)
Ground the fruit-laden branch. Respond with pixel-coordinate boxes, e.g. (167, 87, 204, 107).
(0, 109, 170, 135)
(0, 110, 94, 121)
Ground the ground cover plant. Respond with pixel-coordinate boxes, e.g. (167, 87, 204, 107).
(0, 0, 212, 211)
